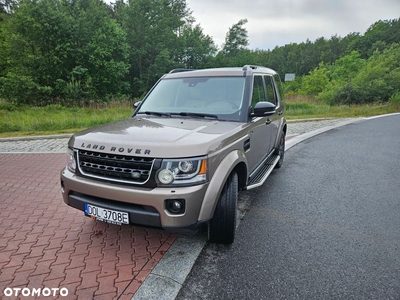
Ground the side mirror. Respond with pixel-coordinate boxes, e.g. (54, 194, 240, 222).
(252, 101, 276, 117)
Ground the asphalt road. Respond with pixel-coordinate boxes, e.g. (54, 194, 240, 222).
(176, 114, 400, 300)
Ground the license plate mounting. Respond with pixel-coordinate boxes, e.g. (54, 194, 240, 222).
(84, 203, 129, 225)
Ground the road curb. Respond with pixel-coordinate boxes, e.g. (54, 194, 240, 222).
(132, 234, 206, 300)
(286, 117, 337, 123)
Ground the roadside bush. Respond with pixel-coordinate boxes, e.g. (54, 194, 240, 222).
(0, 73, 53, 105)
(351, 44, 400, 103)
(317, 80, 343, 105)
(299, 62, 330, 96)
(332, 79, 394, 105)
(283, 77, 302, 95)
(389, 93, 400, 106)
(333, 83, 365, 105)
(0, 102, 18, 111)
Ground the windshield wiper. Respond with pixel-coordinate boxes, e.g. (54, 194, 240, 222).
(138, 111, 218, 120)
(171, 112, 219, 120)
(138, 111, 171, 117)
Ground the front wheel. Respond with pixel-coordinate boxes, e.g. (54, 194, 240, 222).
(208, 172, 238, 244)
(274, 131, 285, 169)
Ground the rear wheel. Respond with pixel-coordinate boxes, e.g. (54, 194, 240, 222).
(208, 172, 238, 244)
(274, 131, 285, 169)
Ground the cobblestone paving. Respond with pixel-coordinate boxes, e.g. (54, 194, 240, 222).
(0, 138, 70, 153)
(0, 154, 177, 299)
(0, 118, 359, 154)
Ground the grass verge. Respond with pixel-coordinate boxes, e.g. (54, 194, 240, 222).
(0, 101, 134, 138)
(285, 101, 400, 120)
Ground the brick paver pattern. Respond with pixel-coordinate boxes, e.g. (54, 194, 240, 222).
(0, 153, 177, 299)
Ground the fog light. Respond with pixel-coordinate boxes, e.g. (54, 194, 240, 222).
(165, 199, 185, 215)
(158, 169, 174, 184)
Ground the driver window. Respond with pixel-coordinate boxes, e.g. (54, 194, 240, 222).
(251, 75, 266, 109)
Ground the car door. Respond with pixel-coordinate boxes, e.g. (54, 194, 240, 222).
(264, 75, 280, 149)
(244, 74, 274, 173)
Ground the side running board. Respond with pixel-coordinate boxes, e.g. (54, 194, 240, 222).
(245, 154, 280, 190)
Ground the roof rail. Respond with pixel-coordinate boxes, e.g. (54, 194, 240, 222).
(242, 65, 259, 75)
(169, 68, 195, 74)
(242, 65, 259, 76)
(243, 65, 258, 69)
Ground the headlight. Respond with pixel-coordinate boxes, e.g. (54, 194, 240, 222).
(67, 148, 76, 173)
(157, 156, 207, 186)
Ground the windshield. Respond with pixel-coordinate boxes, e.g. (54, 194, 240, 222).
(137, 76, 245, 122)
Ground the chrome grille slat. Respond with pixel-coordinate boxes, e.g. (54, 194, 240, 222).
(77, 149, 155, 184)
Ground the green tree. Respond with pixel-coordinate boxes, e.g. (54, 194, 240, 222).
(316, 51, 364, 104)
(85, 17, 129, 97)
(299, 62, 330, 96)
(0, 0, 73, 103)
(178, 23, 217, 69)
(349, 19, 400, 58)
(330, 51, 364, 82)
(114, 0, 192, 96)
(0, 0, 129, 104)
(64, 0, 129, 99)
(350, 43, 400, 103)
(316, 44, 399, 105)
(222, 19, 249, 56)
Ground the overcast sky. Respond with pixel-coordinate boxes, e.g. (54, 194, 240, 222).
(185, 0, 400, 50)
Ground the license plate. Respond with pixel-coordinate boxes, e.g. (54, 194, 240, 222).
(84, 204, 129, 225)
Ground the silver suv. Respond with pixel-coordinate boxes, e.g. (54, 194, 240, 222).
(60, 65, 286, 244)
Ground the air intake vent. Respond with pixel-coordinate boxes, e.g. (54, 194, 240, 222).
(244, 138, 251, 152)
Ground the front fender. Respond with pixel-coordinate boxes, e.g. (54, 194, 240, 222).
(198, 150, 247, 221)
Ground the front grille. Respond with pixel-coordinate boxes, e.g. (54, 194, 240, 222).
(77, 149, 155, 184)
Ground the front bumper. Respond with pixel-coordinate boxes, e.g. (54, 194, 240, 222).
(60, 167, 210, 230)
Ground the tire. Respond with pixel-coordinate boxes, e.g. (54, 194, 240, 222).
(208, 172, 238, 244)
(274, 131, 285, 169)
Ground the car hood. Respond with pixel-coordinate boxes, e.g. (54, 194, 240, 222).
(70, 117, 245, 158)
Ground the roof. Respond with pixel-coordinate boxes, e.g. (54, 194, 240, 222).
(164, 65, 277, 79)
